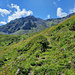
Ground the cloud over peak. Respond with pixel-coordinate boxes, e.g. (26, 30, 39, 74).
(0, 8, 11, 17)
(47, 15, 50, 19)
(0, 21, 6, 24)
(57, 7, 67, 18)
(8, 4, 33, 22)
(69, 5, 75, 13)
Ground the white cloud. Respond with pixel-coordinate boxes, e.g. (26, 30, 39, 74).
(0, 21, 6, 24)
(53, 2, 57, 7)
(53, 2, 56, 5)
(69, 5, 75, 13)
(47, 15, 50, 19)
(8, 4, 33, 22)
(57, 7, 67, 17)
(45, 14, 50, 20)
(0, 8, 11, 17)
(58, 0, 60, 1)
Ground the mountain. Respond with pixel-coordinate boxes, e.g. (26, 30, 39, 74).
(0, 13, 75, 35)
(0, 16, 47, 34)
(0, 15, 75, 75)
(45, 12, 75, 27)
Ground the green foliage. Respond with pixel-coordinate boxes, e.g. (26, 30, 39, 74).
(0, 15, 75, 75)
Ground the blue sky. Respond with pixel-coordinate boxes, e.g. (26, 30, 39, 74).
(0, 0, 75, 26)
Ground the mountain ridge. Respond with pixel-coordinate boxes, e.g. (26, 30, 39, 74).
(0, 13, 75, 35)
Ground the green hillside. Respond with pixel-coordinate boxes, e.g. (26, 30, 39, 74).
(0, 15, 75, 75)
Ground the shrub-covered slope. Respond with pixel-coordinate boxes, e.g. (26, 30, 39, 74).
(0, 15, 75, 75)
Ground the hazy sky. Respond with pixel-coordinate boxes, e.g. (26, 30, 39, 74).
(0, 0, 75, 26)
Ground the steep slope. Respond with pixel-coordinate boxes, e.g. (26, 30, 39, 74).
(0, 13, 75, 35)
(0, 15, 75, 75)
(0, 16, 47, 34)
(45, 12, 75, 27)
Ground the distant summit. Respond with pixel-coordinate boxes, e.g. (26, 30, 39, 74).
(0, 13, 75, 35)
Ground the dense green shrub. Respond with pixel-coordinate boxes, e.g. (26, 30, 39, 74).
(24, 35, 49, 52)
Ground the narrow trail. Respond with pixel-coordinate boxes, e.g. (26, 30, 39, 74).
(0, 26, 54, 55)
(0, 15, 75, 55)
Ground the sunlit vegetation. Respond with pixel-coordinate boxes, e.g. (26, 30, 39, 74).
(0, 15, 75, 75)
